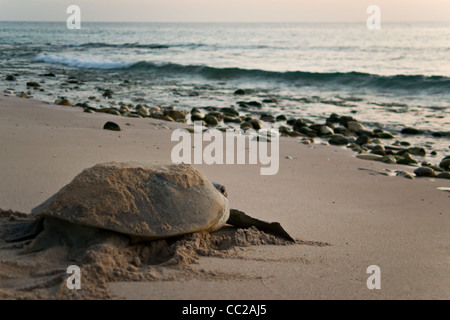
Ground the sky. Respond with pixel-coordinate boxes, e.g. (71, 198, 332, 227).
(0, 0, 449, 22)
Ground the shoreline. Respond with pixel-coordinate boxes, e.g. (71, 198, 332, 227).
(0, 95, 449, 299)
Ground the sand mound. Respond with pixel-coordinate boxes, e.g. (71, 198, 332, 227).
(0, 210, 295, 300)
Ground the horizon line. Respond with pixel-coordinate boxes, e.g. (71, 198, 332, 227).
(0, 20, 449, 24)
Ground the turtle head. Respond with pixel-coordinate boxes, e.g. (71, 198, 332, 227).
(212, 182, 228, 198)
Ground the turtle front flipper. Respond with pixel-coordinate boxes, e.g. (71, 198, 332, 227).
(227, 209, 295, 242)
(0, 218, 43, 242)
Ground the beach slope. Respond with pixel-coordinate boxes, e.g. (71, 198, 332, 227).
(0, 96, 448, 299)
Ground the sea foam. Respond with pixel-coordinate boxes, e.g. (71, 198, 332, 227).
(34, 53, 134, 69)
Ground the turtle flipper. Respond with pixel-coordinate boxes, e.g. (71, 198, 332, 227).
(0, 219, 43, 242)
(227, 209, 295, 242)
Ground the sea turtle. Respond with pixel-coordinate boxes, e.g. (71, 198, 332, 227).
(0, 162, 293, 259)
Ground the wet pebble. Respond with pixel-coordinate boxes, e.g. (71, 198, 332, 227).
(249, 119, 262, 130)
(371, 145, 386, 156)
(26, 81, 40, 88)
(439, 159, 450, 171)
(401, 127, 423, 135)
(347, 121, 366, 133)
(355, 135, 371, 146)
(436, 172, 450, 179)
(414, 167, 436, 178)
(328, 135, 348, 146)
(54, 98, 71, 106)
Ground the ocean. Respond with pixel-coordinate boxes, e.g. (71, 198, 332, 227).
(1, 21, 449, 156)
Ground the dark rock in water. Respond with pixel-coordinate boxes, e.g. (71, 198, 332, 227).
(328, 136, 348, 146)
(240, 122, 253, 130)
(326, 113, 341, 124)
(431, 132, 443, 137)
(278, 126, 291, 135)
(221, 107, 239, 117)
(401, 127, 423, 135)
(191, 112, 205, 121)
(408, 147, 426, 157)
(55, 98, 72, 106)
(371, 145, 386, 156)
(238, 101, 263, 108)
(262, 98, 277, 103)
(338, 116, 356, 127)
(205, 115, 220, 126)
(423, 164, 444, 172)
(247, 101, 263, 108)
(296, 126, 314, 136)
(346, 121, 366, 133)
(76, 102, 91, 109)
(309, 124, 322, 132)
(260, 113, 275, 123)
(334, 126, 354, 137)
(397, 157, 418, 165)
(103, 121, 121, 131)
(41, 72, 56, 77)
(326, 121, 335, 130)
(102, 89, 114, 98)
(191, 107, 201, 114)
(319, 125, 334, 136)
(276, 115, 287, 122)
(5, 75, 16, 81)
(430, 151, 437, 156)
(293, 119, 307, 131)
(439, 159, 450, 171)
(206, 111, 224, 120)
(249, 119, 263, 130)
(234, 89, 246, 95)
(436, 172, 450, 179)
(223, 116, 243, 123)
(26, 81, 40, 88)
(164, 109, 188, 121)
(286, 118, 296, 126)
(358, 129, 374, 137)
(355, 135, 371, 146)
(414, 167, 436, 177)
(376, 132, 395, 139)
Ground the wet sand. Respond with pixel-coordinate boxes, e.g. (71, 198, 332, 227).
(0, 95, 449, 299)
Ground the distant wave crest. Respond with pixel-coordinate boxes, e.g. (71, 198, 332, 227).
(34, 53, 134, 69)
(34, 53, 450, 91)
(62, 42, 205, 49)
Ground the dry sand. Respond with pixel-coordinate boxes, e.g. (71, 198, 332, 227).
(0, 95, 449, 300)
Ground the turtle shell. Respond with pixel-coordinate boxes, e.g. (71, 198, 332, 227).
(31, 162, 230, 239)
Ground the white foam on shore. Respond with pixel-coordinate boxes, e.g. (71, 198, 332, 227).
(34, 53, 135, 69)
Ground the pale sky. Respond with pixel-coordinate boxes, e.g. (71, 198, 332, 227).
(0, 0, 449, 22)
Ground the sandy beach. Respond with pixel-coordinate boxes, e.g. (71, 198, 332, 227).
(0, 95, 448, 300)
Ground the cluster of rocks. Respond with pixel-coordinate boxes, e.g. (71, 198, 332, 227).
(277, 112, 449, 180)
(9, 81, 447, 180)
